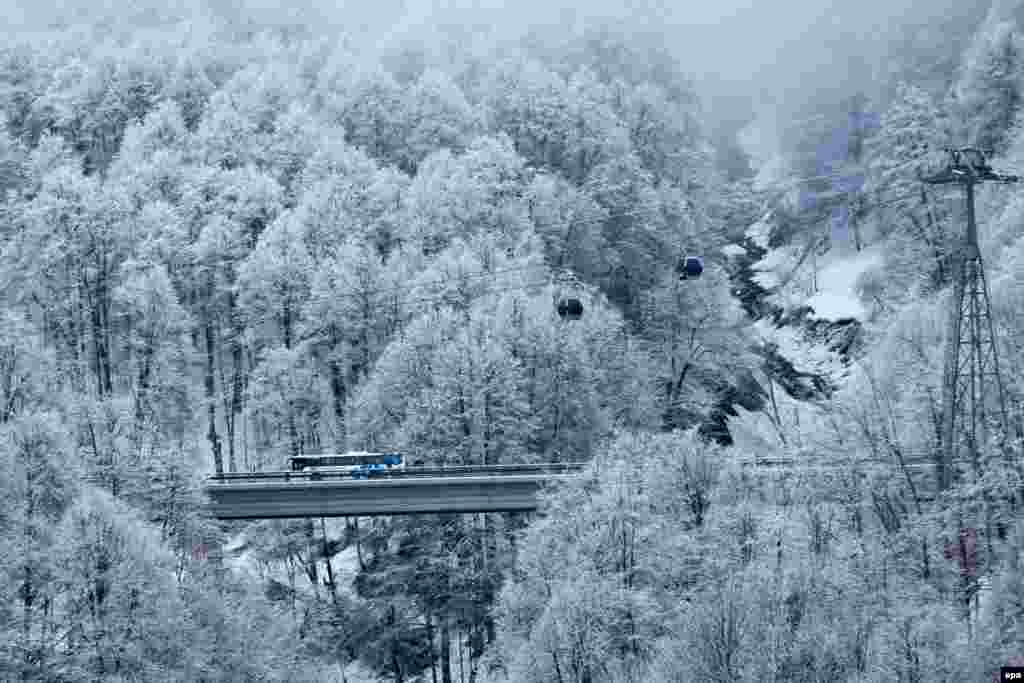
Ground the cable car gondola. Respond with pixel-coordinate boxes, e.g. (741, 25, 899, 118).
(557, 297, 583, 320)
(677, 256, 704, 280)
(553, 268, 584, 320)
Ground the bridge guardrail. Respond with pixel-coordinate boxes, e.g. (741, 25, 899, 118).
(207, 462, 588, 483)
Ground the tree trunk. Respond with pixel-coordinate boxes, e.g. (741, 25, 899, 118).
(91, 263, 114, 397)
(227, 291, 245, 472)
(282, 299, 301, 465)
(321, 518, 337, 605)
(203, 316, 224, 477)
(89, 280, 106, 397)
(427, 613, 438, 683)
(851, 199, 862, 251)
(223, 334, 242, 473)
(217, 327, 232, 471)
(243, 345, 254, 470)
(21, 465, 35, 679)
(458, 628, 465, 683)
(391, 605, 404, 683)
(137, 348, 152, 425)
(662, 360, 691, 431)
(329, 358, 347, 450)
(354, 518, 366, 572)
(441, 615, 453, 683)
(551, 646, 565, 683)
(481, 514, 496, 646)
(305, 518, 319, 600)
(287, 556, 297, 625)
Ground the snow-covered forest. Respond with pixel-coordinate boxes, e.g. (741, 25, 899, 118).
(1, 0, 1023, 680)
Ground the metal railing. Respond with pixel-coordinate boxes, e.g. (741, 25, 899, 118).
(208, 462, 588, 483)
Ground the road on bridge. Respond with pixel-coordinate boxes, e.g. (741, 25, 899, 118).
(204, 463, 586, 519)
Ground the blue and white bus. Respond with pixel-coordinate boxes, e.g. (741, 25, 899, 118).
(290, 452, 405, 477)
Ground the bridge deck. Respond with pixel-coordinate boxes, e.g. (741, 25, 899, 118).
(205, 466, 584, 518)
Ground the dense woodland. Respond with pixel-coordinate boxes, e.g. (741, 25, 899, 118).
(1, 1, 1024, 681)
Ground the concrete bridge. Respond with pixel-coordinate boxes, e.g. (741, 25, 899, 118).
(204, 463, 586, 519)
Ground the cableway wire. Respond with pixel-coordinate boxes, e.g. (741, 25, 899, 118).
(753, 143, 981, 190)
(237, 186, 957, 343)
(289, 187, 951, 318)
(276, 185, 948, 398)
(758, 170, 872, 189)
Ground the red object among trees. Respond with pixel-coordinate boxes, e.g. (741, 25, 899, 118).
(942, 528, 977, 576)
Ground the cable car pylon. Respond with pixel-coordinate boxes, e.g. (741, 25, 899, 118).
(922, 147, 1018, 492)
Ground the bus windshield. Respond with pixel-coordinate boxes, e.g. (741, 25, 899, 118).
(290, 452, 404, 471)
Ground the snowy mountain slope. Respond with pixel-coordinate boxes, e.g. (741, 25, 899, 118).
(804, 245, 883, 321)
(728, 212, 879, 391)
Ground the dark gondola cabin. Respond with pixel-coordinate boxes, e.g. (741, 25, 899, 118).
(557, 297, 583, 320)
(677, 256, 703, 280)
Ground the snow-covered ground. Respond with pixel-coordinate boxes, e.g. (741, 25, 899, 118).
(225, 522, 363, 601)
(751, 242, 882, 318)
(742, 214, 884, 390)
(722, 243, 747, 258)
(804, 246, 883, 321)
(727, 385, 835, 455)
(750, 153, 788, 193)
(746, 213, 774, 249)
(751, 318, 848, 381)
(222, 524, 389, 682)
(746, 208, 883, 325)
(751, 244, 793, 290)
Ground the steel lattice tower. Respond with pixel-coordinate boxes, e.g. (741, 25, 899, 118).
(923, 148, 1018, 492)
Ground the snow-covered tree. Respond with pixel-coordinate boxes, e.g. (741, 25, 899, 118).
(956, 19, 1024, 155)
(863, 82, 956, 299)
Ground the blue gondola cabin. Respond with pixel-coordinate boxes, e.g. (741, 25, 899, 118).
(678, 256, 703, 280)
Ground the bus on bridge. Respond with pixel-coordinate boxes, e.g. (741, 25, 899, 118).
(290, 452, 405, 478)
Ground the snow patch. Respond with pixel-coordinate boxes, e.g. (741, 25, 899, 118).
(727, 397, 838, 469)
(752, 318, 848, 383)
(751, 153, 788, 192)
(754, 269, 779, 289)
(750, 238, 883, 323)
(727, 404, 783, 452)
(805, 291, 863, 322)
(339, 661, 386, 683)
(751, 243, 795, 289)
(804, 246, 883, 321)
(224, 536, 283, 590)
(973, 576, 994, 631)
(745, 213, 773, 249)
(224, 526, 363, 601)
(329, 545, 363, 598)
(722, 243, 747, 257)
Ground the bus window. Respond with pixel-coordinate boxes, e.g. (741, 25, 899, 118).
(290, 452, 404, 472)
